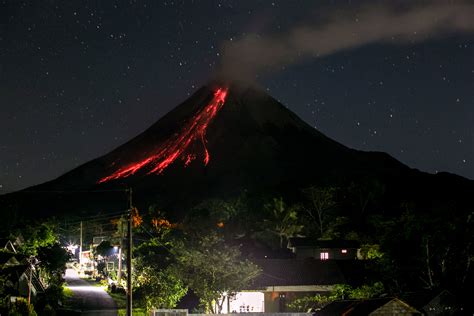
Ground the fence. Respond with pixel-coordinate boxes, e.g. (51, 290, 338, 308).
(150, 310, 311, 316)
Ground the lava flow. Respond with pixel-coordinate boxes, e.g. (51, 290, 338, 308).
(98, 87, 228, 183)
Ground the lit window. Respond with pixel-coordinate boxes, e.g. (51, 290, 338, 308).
(320, 252, 329, 260)
(341, 249, 347, 254)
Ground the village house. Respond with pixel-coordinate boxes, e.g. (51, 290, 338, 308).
(315, 297, 422, 315)
(0, 240, 45, 303)
(401, 290, 462, 315)
(217, 258, 365, 313)
(287, 238, 361, 260)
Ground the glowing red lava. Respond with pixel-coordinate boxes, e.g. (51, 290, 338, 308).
(98, 87, 228, 183)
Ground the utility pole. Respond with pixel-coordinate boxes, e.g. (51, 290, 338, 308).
(126, 188, 133, 316)
(79, 221, 83, 269)
(27, 258, 33, 304)
(117, 219, 124, 286)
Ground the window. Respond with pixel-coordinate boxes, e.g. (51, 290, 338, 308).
(341, 249, 347, 254)
(320, 252, 329, 260)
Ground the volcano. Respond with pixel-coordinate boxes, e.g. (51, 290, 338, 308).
(1, 81, 473, 220)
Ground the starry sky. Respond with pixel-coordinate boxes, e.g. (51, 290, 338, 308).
(1, 0, 473, 193)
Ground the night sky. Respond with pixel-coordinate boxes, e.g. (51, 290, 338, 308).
(1, 1, 473, 193)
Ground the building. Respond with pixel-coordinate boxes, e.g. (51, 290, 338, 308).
(218, 258, 365, 313)
(401, 290, 462, 315)
(288, 238, 361, 260)
(315, 298, 422, 315)
(0, 249, 45, 302)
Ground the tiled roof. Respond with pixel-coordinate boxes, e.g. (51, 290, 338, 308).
(315, 298, 420, 315)
(250, 258, 364, 288)
(288, 238, 360, 249)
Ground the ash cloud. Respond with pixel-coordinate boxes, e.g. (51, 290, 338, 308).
(218, 2, 474, 81)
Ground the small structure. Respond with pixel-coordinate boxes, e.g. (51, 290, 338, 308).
(401, 290, 461, 315)
(92, 236, 108, 246)
(315, 298, 422, 315)
(220, 258, 365, 313)
(0, 250, 45, 302)
(288, 238, 360, 260)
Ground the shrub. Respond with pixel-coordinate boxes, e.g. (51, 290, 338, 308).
(9, 297, 37, 316)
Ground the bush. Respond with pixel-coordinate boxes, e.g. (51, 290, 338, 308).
(41, 304, 56, 316)
(287, 294, 331, 312)
(42, 284, 64, 309)
(9, 297, 37, 316)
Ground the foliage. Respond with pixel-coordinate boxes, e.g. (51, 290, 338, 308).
(348, 282, 385, 299)
(5, 221, 69, 312)
(14, 221, 58, 256)
(347, 177, 385, 215)
(41, 304, 55, 316)
(264, 197, 303, 248)
(329, 284, 353, 300)
(288, 282, 384, 312)
(175, 233, 261, 313)
(359, 244, 384, 260)
(41, 284, 65, 310)
(302, 186, 338, 238)
(135, 266, 187, 310)
(287, 294, 332, 312)
(133, 217, 188, 311)
(95, 240, 114, 258)
(8, 297, 37, 316)
(37, 243, 70, 286)
(131, 207, 143, 228)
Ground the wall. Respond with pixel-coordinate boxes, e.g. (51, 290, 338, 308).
(295, 247, 358, 260)
(190, 313, 310, 316)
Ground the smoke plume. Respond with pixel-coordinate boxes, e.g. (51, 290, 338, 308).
(218, 2, 474, 81)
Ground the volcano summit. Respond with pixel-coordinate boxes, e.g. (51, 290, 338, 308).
(1, 82, 472, 220)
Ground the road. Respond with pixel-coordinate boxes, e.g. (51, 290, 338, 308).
(65, 268, 118, 315)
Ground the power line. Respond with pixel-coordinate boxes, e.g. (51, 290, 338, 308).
(20, 189, 128, 194)
(64, 213, 127, 226)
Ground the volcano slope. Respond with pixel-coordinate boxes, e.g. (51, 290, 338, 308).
(1, 82, 473, 221)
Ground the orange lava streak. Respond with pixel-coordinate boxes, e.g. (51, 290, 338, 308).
(98, 88, 228, 183)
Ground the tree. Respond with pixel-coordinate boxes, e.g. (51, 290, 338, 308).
(176, 234, 261, 313)
(347, 177, 385, 215)
(287, 294, 331, 312)
(14, 221, 58, 256)
(133, 213, 188, 311)
(96, 240, 114, 258)
(288, 282, 384, 312)
(302, 186, 337, 238)
(135, 266, 187, 311)
(264, 197, 303, 248)
(37, 243, 70, 286)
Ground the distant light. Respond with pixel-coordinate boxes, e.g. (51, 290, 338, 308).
(341, 249, 347, 254)
(66, 244, 78, 252)
(113, 246, 119, 251)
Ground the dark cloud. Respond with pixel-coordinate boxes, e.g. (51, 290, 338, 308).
(218, 2, 474, 81)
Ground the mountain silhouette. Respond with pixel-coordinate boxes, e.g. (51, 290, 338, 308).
(1, 81, 472, 220)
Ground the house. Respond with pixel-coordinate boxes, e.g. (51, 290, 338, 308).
(218, 258, 365, 313)
(92, 236, 108, 246)
(0, 250, 45, 302)
(288, 238, 360, 260)
(315, 297, 422, 315)
(401, 290, 462, 315)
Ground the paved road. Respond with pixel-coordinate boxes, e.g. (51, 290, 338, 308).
(65, 268, 118, 315)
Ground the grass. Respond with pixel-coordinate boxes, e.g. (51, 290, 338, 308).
(117, 308, 147, 315)
(80, 277, 108, 288)
(107, 289, 146, 315)
(63, 286, 74, 299)
(62, 285, 75, 310)
(108, 291, 127, 309)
